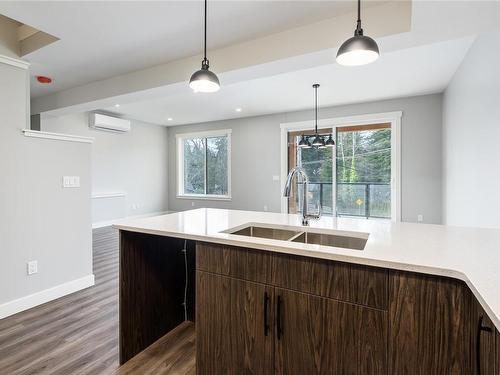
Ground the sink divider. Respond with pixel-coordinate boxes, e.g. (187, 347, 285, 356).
(287, 231, 306, 242)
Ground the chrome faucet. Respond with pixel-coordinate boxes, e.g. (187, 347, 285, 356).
(283, 166, 321, 226)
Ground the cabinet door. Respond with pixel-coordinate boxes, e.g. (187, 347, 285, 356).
(471, 299, 496, 375)
(388, 271, 471, 374)
(196, 271, 273, 375)
(275, 288, 387, 375)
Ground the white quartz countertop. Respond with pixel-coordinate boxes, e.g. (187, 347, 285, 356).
(114, 208, 500, 329)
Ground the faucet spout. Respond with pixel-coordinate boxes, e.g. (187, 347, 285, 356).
(283, 166, 322, 226)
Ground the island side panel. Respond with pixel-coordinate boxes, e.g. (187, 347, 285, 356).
(119, 230, 196, 364)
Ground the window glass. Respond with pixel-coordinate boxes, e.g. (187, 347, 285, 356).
(183, 138, 206, 194)
(206, 136, 228, 195)
(179, 132, 230, 197)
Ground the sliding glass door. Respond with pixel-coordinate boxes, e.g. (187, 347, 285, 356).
(336, 123, 391, 219)
(288, 122, 392, 220)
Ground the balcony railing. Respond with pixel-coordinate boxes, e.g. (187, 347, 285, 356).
(299, 182, 391, 219)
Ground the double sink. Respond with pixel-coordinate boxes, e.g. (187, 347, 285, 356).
(225, 224, 368, 251)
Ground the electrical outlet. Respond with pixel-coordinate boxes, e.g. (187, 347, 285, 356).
(417, 214, 424, 223)
(263, 205, 268, 211)
(191, 202, 195, 207)
(272, 175, 280, 182)
(27, 260, 38, 275)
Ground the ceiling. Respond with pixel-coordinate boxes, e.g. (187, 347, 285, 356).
(102, 36, 474, 126)
(0, 0, 368, 97)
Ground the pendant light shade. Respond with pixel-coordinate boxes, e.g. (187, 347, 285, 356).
(312, 134, 325, 147)
(298, 135, 309, 148)
(190, 0, 220, 93)
(336, 0, 379, 66)
(189, 59, 220, 93)
(325, 134, 335, 146)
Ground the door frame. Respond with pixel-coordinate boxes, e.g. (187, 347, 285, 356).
(280, 111, 402, 222)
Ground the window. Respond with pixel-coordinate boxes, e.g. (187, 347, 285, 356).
(177, 130, 231, 199)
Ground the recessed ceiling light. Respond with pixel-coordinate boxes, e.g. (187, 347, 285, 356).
(235, 108, 242, 112)
(167, 118, 173, 121)
(114, 104, 120, 108)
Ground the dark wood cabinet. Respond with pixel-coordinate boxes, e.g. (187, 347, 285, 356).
(121, 236, 500, 373)
(196, 243, 388, 375)
(471, 296, 496, 375)
(275, 288, 386, 375)
(388, 270, 471, 374)
(196, 271, 274, 375)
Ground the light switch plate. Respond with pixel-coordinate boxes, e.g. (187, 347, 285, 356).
(63, 176, 80, 188)
(27, 260, 38, 275)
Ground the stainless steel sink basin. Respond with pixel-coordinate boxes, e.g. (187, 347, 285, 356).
(291, 231, 367, 250)
(230, 226, 301, 241)
(225, 223, 368, 251)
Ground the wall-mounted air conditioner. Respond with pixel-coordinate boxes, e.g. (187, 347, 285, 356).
(89, 113, 131, 133)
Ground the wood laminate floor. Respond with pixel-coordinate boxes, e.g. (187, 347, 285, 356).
(0, 226, 196, 375)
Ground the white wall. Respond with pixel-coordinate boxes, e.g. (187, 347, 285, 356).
(42, 113, 169, 225)
(443, 32, 500, 228)
(168, 94, 443, 224)
(0, 57, 93, 317)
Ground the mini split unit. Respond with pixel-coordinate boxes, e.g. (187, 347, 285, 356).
(89, 113, 131, 133)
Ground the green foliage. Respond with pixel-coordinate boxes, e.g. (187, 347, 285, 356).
(184, 136, 228, 195)
(336, 128, 391, 184)
(295, 128, 391, 218)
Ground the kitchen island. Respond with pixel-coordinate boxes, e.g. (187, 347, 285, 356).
(115, 208, 500, 374)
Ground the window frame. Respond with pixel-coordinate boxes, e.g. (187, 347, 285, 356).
(280, 112, 402, 222)
(176, 129, 232, 200)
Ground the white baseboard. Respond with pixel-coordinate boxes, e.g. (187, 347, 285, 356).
(92, 210, 170, 229)
(0, 274, 95, 320)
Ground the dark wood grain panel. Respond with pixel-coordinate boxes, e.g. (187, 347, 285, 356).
(388, 270, 471, 374)
(358, 304, 388, 374)
(119, 231, 196, 364)
(196, 242, 271, 284)
(270, 253, 388, 309)
(196, 271, 273, 375)
(275, 288, 387, 375)
(471, 296, 496, 375)
(197, 242, 387, 309)
(496, 328, 500, 375)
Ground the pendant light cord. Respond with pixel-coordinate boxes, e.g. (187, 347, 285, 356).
(204, 0, 207, 60)
(357, 0, 361, 23)
(313, 84, 319, 134)
(356, 0, 363, 35)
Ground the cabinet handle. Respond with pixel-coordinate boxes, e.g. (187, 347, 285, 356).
(264, 292, 270, 336)
(476, 315, 493, 375)
(277, 295, 283, 340)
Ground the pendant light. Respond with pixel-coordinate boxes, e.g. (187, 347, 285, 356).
(336, 0, 379, 66)
(298, 84, 334, 149)
(189, 0, 220, 93)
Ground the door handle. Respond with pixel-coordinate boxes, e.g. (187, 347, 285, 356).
(476, 315, 493, 375)
(263, 292, 270, 336)
(277, 295, 283, 340)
